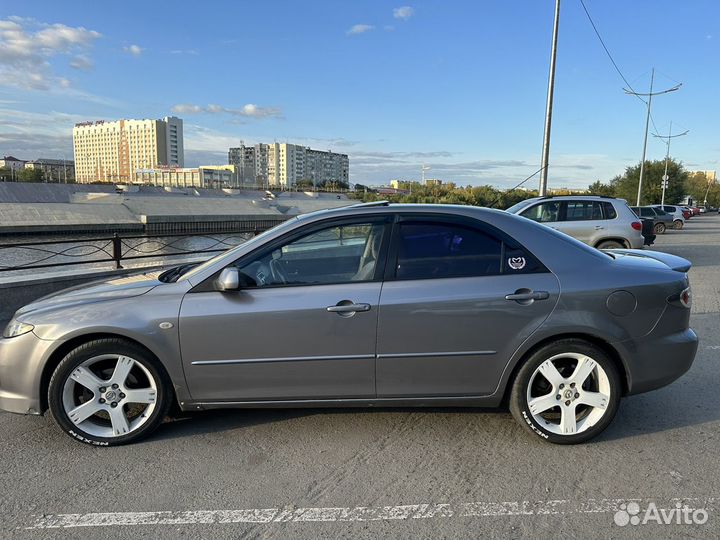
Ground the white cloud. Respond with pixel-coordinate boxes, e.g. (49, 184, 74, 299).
(123, 44, 143, 56)
(0, 17, 101, 90)
(393, 6, 414, 20)
(347, 24, 375, 35)
(169, 49, 199, 55)
(69, 54, 93, 71)
(171, 102, 283, 119)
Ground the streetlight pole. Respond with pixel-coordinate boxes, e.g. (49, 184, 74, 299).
(539, 0, 560, 196)
(652, 121, 688, 206)
(625, 68, 681, 206)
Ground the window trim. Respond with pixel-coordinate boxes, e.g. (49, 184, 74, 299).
(191, 214, 394, 292)
(384, 213, 549, 282)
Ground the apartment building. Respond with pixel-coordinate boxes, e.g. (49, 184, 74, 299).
(73, 116, 184, 183)
(227, 142, 349, 188)
(228, 144, 257, 185)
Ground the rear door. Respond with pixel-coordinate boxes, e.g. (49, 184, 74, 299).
(376, 215, 559, 397)
(557, 200, 605, 245)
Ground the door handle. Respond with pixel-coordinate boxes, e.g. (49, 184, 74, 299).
(505, 290, 549, 302)
(594, 225, 605, 230)
(326, 303, 371, 313)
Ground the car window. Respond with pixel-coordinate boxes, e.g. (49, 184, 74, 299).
(663, 206, 676, 212)
(520, 201, 560, 223)
(395, 221, 508, 280)
(601, 201, 617, 219)
(564, 201, 603, 221)
(236, 221, 385, 287)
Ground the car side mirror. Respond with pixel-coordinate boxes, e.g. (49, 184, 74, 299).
(215, 267, 257, 291)
(215, 267, 240, 291)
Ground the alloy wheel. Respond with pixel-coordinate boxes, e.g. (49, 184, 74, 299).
(526, 352, 611, 436)
(61, 354, 158, 438)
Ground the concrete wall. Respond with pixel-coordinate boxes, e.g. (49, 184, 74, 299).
(0, 265, 166, 325)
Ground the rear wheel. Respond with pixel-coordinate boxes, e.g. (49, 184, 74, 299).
(48, 339, 172, 446)
(653, 222, 666, 234)
(595, 239, 624, 250)
(673, 220, 684, 230)
(509, 339, 621, 444)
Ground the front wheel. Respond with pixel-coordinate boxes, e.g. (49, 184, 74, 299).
(48, 338, 172, 446)
(509, 339, 621, 444)
(654, 222, 666, 234)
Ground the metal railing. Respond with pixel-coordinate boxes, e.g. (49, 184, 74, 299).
(0, 221, 284, 273)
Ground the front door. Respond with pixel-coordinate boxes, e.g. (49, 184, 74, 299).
(179, 217, 389, 402)
(376, 217, 559, 397)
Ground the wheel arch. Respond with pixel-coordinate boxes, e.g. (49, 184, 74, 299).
(499, 332, 630, 406)
(39, 332, 174, 413)
(593, 237, 630, 249)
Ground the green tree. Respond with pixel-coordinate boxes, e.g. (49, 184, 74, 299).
(587, 180, 615, 196)
(17, 168, 44, 182)
(686, 171, 720, 207)
(608, 159, 687, 205)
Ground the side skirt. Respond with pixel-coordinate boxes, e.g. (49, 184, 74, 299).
(179, 394, 504, 412)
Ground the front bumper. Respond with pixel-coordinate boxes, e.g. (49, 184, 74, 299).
(0, 331, 54, 415)
(616, 328, 699, 395)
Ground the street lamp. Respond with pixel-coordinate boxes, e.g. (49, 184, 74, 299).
(651, 121, 688, 206)
(624, 68, 682, 206)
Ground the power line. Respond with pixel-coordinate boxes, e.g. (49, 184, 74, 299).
(578, 0, 644, 102)
(488, 165, 546, 208)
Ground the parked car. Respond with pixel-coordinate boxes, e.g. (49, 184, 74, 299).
(699, 205, 708, 214)
(0, 202, 698, 446)
(650, 205, 685, 229)
(690, 206, 701, 216)
(506, 195, 644, 249)
(640, 218, 657, 246)
(629, 206, 674, 234)
(679, 206, 693, 220)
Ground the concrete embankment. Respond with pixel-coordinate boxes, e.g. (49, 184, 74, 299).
(0, 183, 351, 235)
(0, 262, 184, 324)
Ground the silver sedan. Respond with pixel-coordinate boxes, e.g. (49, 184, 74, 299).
(0, 203, 698, 445)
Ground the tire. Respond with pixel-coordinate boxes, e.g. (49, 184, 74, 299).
(673, 220, 684, 230)
(595, 239, 624, 250)
(48, 338, 172, 446)
(509, 339, 621, 444)
(653, 222, 666, 234)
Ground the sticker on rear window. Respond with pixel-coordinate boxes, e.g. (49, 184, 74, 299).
(508, 257, 526, 270)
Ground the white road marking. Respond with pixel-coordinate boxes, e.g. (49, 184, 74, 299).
(706, 345, 720, 350)
(27, 497, 718, 529)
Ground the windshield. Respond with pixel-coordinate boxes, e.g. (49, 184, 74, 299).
(506, 199, 538, 214)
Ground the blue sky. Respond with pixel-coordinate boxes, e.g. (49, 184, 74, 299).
(0, 0, 718, 188)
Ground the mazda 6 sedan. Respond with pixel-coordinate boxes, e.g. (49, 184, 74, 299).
(0, 202, 698, 445)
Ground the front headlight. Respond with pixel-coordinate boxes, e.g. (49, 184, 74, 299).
(2, 320, 35, 339)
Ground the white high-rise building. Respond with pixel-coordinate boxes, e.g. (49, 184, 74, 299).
(73, 116, 184, 183)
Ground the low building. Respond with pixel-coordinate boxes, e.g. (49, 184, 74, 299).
(24, 159, 75, 182)
(424, 178, 443, 186)
(0, 156, 26, 171)
(134, 165, 238, 188)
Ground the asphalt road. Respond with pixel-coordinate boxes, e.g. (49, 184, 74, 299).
(2, 214, 719, 540)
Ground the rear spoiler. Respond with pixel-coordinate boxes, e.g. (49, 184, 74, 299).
(605, 249, 691, 273)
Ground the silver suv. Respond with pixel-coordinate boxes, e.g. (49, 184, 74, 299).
(506, 196, 644, 249)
